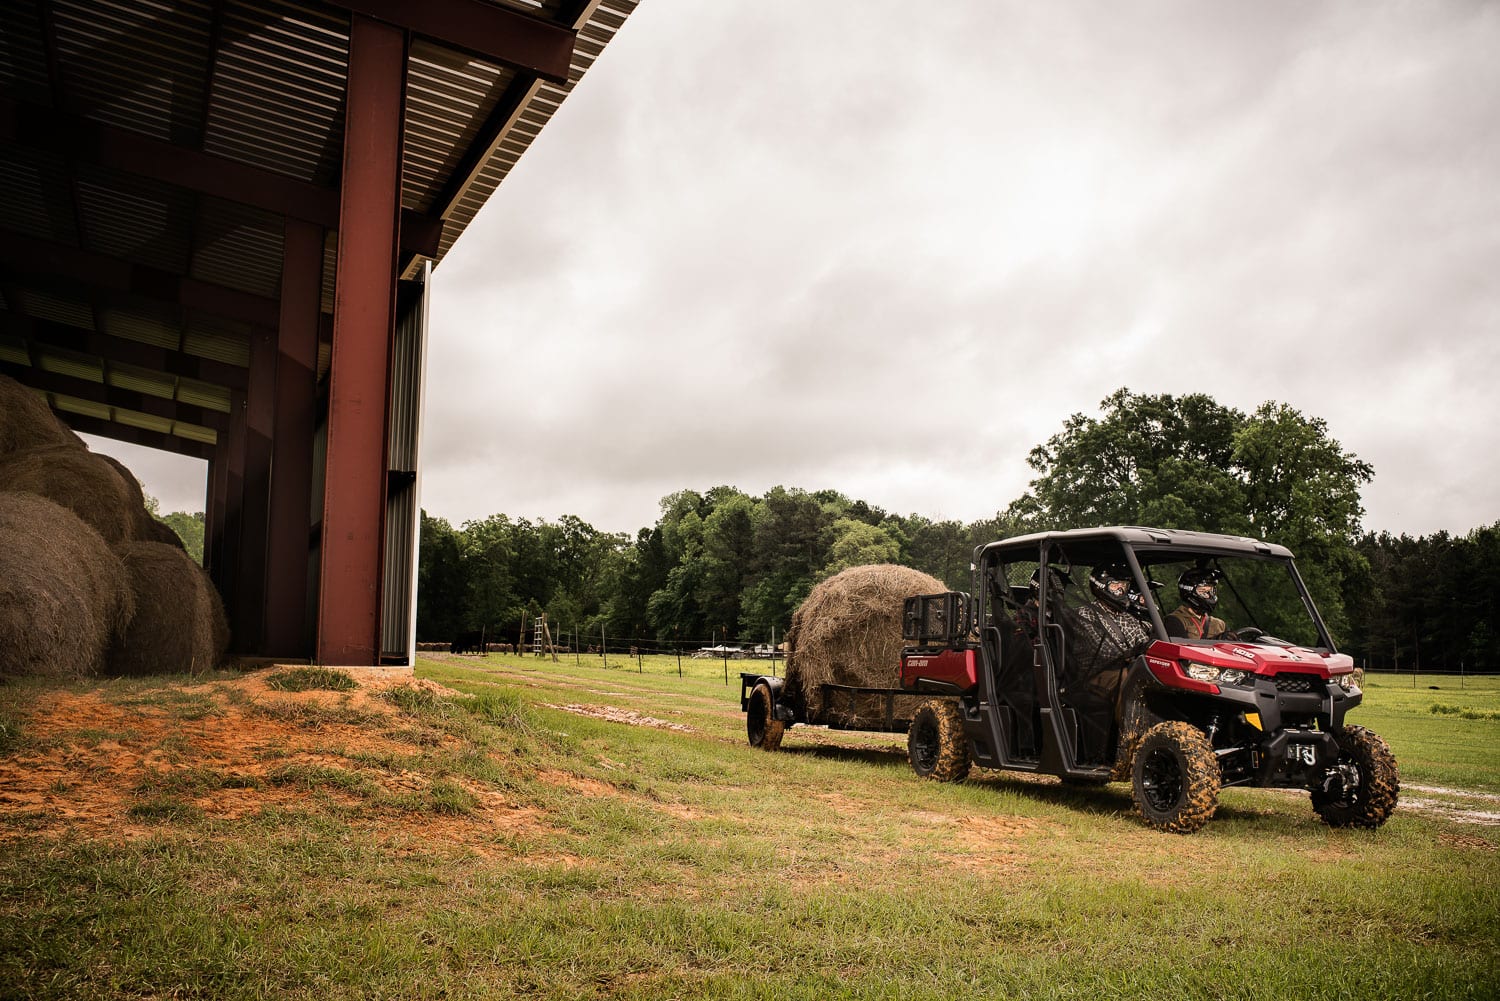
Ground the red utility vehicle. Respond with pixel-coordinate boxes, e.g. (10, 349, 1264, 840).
(743, 527, 1398, 833)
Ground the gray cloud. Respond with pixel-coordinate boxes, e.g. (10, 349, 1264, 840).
(99, 1, 1500, 541)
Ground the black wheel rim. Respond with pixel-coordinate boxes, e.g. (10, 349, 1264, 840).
(1140, 747, 1184, 812)
(911, 717, 938, 772)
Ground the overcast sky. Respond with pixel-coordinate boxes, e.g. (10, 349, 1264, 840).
(102, 0, 1500, 540)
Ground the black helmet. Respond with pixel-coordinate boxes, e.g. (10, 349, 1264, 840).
(1088, 563, 1133, 611)
(1178, 567, 1220, 613)
(1128, 579, 1163, 620)
(1029, 566, 1069, 601)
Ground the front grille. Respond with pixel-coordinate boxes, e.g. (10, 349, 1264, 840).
(1273, 673, 1318, 693)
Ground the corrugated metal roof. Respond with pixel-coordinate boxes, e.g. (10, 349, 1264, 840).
(2, 0, 642, 457)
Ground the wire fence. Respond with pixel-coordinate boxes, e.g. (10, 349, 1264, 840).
(417, 629, 787, 682)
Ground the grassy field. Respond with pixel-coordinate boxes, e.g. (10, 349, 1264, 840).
(0, 655, 1496, 1000)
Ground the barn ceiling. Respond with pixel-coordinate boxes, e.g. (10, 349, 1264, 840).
(0, 0, 636, 459)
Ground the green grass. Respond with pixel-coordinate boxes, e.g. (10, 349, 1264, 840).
(0, 658, 1495, 999)
(1352, 673, 1500, 793)
(266, 667, 360, 693)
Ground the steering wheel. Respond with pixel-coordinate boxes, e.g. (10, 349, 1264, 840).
(1230, 627, 1265, 643)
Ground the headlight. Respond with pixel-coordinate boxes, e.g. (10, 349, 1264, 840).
(1220, 669, 1248, 685)
(1184, 662, 1220, 682)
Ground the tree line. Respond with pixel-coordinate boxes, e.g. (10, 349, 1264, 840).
(416, 388, 1497, 670)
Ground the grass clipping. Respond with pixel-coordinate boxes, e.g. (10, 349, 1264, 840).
(783, 564, 945, 725)
(0, 491, 135, 680)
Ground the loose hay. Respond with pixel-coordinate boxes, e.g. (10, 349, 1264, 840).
(0, 491, 135, 680)
(784, 564, 946, 724)
(0, 374, 83, 455)
(110, 541, 230, 676)
(0, 445, 136, 544)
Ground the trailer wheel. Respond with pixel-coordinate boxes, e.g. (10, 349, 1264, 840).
(747, 683, 784, 751)
(908, 700, 971, 782)
(1131, 721, 1220, 834)
(1312, 725, 1399, 829)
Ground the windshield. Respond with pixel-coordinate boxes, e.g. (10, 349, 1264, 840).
(1132, 550, 1328, 650)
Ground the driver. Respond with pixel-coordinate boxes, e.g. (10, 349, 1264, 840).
(1165, 567, 1230, 639)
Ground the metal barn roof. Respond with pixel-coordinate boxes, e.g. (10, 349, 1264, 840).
(0, 0, 638, 456)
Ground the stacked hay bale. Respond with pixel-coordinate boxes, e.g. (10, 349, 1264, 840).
(0, 445, 138, 544)
(783, 564, 946, 726)
(0, 492, 135, 679)
(99, 453, 186, 550)
(111, 542, 229, 675)
(0, 375, 228, 679)
(0, 374, 85, 453)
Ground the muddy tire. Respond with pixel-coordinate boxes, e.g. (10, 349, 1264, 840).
(747, 683, 784, 751)
(908, 700, 971, 782)
(1312, 725, 1399, 829)
(1131, 721, 1221, 833)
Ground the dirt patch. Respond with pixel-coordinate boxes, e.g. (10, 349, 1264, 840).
(538, 769, 619, 797)
(541, 703, 696, 733)
(0, 670, 548, 851)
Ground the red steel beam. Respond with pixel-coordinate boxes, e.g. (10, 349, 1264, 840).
(233, 328, 277, 653)
(0, 360, 227, 431)
(0, 312, 248, 390)
(0, 231, 280, 329)
(333, 0, 574, 83)
(0, 97, 444, 259)
(220, 387, 248, 651)
(263, 219, 322, 657)
(54, 411, 215, 460)
(318, 16, 406, 665)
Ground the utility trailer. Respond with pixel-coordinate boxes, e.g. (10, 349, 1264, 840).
(739, 591, 973, 750)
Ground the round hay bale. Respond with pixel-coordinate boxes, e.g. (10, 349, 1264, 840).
(0, 445, 136, 544)
(0, 491, 135, 680)
(783, 564, 946, 724)
(0, 374, 84, 456)
(95, 453, 186, 549)
(109, 541, 229, 676)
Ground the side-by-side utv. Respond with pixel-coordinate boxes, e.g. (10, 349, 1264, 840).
(744, 527, 1399, 834)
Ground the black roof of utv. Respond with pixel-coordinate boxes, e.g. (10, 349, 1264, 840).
(976, 527, 1296, 562)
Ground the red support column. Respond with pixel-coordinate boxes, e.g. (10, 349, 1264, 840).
(318, 15, 406, 665)
(264, 218, 322, 658)
(221, 387, 248, 649)
(205, 453, 224, 578)
(234, 328, 276, 652)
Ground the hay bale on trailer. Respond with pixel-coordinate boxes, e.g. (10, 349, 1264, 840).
(109, 541, 229, 676)
(0, 491, 135, 680)
(0, 445, 136, 545)
(783, 564, 946, 725)
(0, 374, 86, 455)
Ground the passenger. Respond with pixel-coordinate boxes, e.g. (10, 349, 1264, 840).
(1164, 567, 1230, 639)
(1018, 565, 1069, 638)
(1065, 564, 1152, 765)
(1071, 563, 1151, 666)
